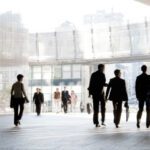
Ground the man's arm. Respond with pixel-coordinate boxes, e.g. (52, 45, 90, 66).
(41, 93, 44, 103)
(22, 83, 29, 102)
(135, 77, 139, 100)
(11, 84, 14, 95)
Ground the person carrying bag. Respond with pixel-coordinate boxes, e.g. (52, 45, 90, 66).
(10, 74, 29, 126)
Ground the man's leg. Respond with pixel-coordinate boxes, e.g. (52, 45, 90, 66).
(100, 95, 106, 125)
(38, 103, 41, 115)
(115, 101, 122, 127)
(14, 103, 19, 125)
(137, 100, 144, 128)
(146, 99, 150, 128)
(63, 102, 67, 113)
(18, 103, 24, 120)
(113, 101, 117, 124)
(93, 97, 99, 126)
(35, 104, 38, 115)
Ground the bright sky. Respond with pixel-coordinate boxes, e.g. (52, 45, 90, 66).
(0, 0, 150, 32)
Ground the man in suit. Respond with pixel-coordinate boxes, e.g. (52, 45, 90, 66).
(135, 65, 150, 128)
(33, 88, 44, 116)
(61, 87, 70, 113)
(106, 69, 128, 128)
(88, 64, 107, 127)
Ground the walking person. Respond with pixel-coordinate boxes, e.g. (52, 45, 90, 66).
(54, 88, 61, 113)
(135, 65, 150, 128)
(61, 87, 70, 113)
(33, 88, 44, 116)
(70, 90, 77, 112)
(11, 74, 29, 126)
(88, 64, 107, 127)
(106, 69, 128, 128)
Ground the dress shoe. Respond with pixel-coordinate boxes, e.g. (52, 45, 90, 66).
(95, 124, 100, 127)
(115, 124, 119, 128)
(102, 122, 106, 126)
(18, 121, 21, 125)
(15, 123, 18, 126)
(146, 123, 150, 128)
(137, 122, 140, 128)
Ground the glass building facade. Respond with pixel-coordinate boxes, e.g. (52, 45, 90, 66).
(1, 12, 150, 113)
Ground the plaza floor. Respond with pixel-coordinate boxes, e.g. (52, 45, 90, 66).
(0, 112, 150, 150)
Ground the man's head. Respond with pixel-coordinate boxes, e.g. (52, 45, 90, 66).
(36, 88, 39, 93)
(39, 89, 42, 92)
(114, 69, 121, 77)
(141, 65, 147, 73)
(17, 74, 24, 82)
(56, 88, 59, 91)
(64, 86, 66, 90)
(98, 64, 105, 72)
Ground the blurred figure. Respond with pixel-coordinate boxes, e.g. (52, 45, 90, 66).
(80, 101, 85, 113)
(11, 74, 29, 126)
(88, 64, 107, 127)
(61, 87, 70, 113)
(87, 102, 92, 114)
(136, 65, 150, 128)
(54, 88, 61, 113)
(106, 69, 128, 128)
(70, 90, 77, 112)
(33, 88, 44, 116)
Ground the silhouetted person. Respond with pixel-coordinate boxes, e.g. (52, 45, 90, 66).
(33, 88, 44, 116)
(61, 87, 70, 113)
(88, 64, 107, 127)
(136, 65, 150, 128)
(106, 69, 128, 128)
(11, 74, 29, 126)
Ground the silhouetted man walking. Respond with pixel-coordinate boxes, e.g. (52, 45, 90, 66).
(33, 88, 44, 116)
(88, 64, 107, 127)
(136, 65, 150, 128)
(61, 87, 70, 113)
(106, 69, 128, 128)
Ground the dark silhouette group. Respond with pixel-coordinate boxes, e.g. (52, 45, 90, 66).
(10, 64, 150, 128)
(88, 64, 150, 128)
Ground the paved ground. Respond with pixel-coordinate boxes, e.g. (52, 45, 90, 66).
(0, 112, 150, 150)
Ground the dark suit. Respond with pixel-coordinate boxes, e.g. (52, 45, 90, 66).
(33, 92, 44, 115)
(135, 73, 150, 127)
(106, 77, 128, 126)
(61, 90, 70, 113)
(88, 70, 106, 125)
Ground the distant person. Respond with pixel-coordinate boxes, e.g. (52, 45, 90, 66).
(106, 69, 128, 128)
(33, 88, 44, 116)
(80, 101, 85, 113)
(54, 88, 61, 113)
(70, 90, 77, 112)
(88, 64, 107, 127)
(135, 65, 150, 128)
(11, 74, 29, 126)
(61, 87, 70, 113)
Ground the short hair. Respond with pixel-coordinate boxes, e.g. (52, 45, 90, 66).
(141, 65, 147, 72)
(17, 74, 24, 81)
(114, 69, 120, 76)
(98, 64, 104, 71)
